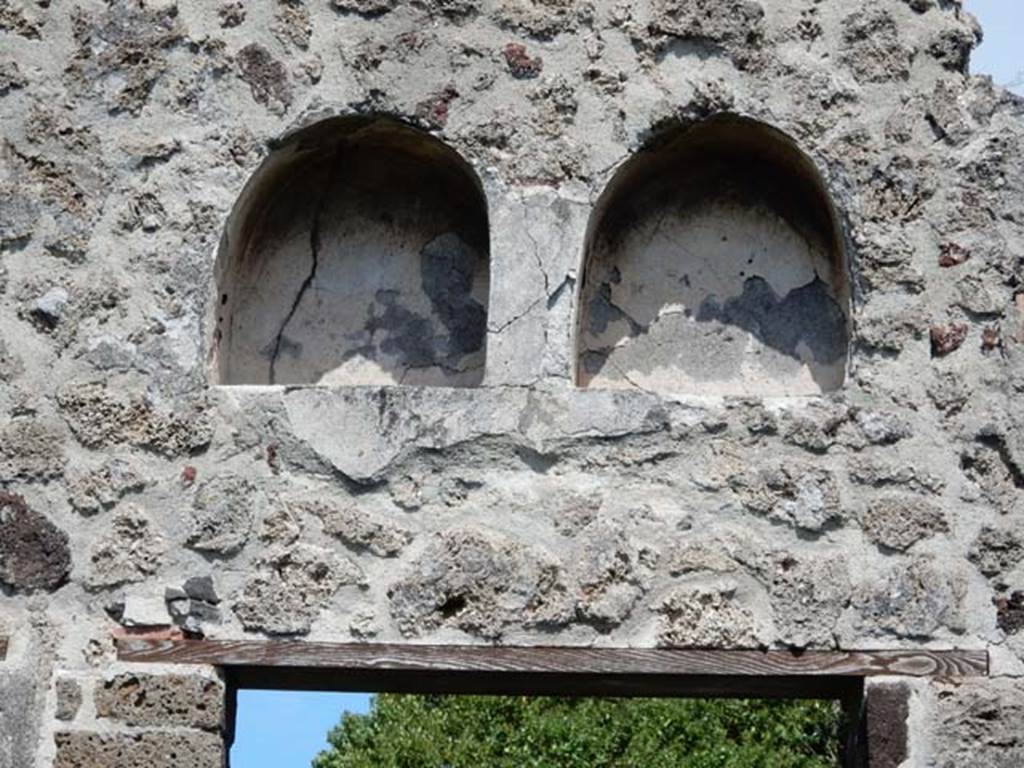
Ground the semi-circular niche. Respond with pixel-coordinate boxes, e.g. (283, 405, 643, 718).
(212, 116, 490, 386)
(576, 115, 850, 396)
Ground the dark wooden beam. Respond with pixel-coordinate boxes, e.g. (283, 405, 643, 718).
(117, 639, 987, 681)
(226, 666, 864, 701)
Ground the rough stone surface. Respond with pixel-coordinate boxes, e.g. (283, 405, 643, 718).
(85, 507, 165, 590)
(1, 0, 1022, 763)
(54, 678, 82, 722)
(861, 497, 948, 552)
(657, 579, 762, 648)
(296, 498, 413, 557)
(187, 475, 256, 554)
(760, 550, 849, 649)
(66, 458, 146, 515)
(0, 492, 71, 592)
(931, 679, 1024, 768)
(388, 528, 568, 639)
(0, 419, 65, 479)
(95, 673, 223, 731)
(865, 682, 910, 768)
(970, 526, 1024, 586)
(731, 465, 841, 532)
(54, 731, 223, 768)
(233, 544, 364, 635)
(854, 556, 968, 639)
(56, 383, 212, 457)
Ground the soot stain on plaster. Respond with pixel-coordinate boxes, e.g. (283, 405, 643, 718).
(421, 232, 487, 358)
(583, 275, 845, 382)
(696, 275, 846, 364)
(586, 267, 644, 339)
(340, 232, 486, 379)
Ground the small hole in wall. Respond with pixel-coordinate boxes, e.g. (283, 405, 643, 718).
(576, 114, 850, 396)
(439, 593, 467, 618)
(213, 116, 490, 386)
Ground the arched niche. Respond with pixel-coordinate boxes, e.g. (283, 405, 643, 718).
(576, 115, 850, 396)
(212, 116, 490, 386)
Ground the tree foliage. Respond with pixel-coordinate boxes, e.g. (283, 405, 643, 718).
(313, 694, 843, 768)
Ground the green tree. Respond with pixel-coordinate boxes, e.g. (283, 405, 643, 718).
(314, 694, 842, 768)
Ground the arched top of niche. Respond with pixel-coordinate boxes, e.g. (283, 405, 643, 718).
(213, 115, 490, 387)
(576, 114, 850, 397)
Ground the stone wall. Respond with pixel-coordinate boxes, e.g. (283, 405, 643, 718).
(1, 0, 1023, 764)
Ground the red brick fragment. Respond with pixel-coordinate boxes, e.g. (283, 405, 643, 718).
(981, 325, 1001, 351)
(182, 465, 197, 486)
(938, 241, 970, 268)
(930, 323, 968, 357)
(415, 84, 459, 128)
(504, 42, 543, 78)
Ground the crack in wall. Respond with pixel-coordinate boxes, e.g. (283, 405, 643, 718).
(266, 163, 335, 385)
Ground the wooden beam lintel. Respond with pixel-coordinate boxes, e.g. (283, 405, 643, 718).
(116, 639, 988, 681)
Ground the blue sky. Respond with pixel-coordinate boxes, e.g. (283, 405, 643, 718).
(232, 690, 372, 767)
(970, 0, 1024, 94)
(230, 5, 1020, 766)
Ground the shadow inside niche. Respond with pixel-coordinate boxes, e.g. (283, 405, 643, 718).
(217, 118, 490, 387)
(579, 187, 848, 395)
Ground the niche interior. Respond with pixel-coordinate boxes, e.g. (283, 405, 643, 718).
(576, 115, 850, 396)
(213, 116, 490, 386)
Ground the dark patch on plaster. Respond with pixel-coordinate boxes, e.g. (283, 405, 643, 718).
(696, 275, 847, 365)
(586, 269, 643, 337)
(364, 289, 439, 370)
(339, 233, 486, 379)
(420, 232, 487, 360)
(995, 591, 1024, 635)
(582, 274, 846, 387)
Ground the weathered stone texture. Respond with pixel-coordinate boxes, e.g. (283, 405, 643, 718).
(657, 579, 762, 648)
(389, 528, 568, 638)
(66, 458, 146, 515)
(0, 493, 71, 592)
(861, 497, 948, 552)
(731, 465, 842, 532)
(54, 678, 82, 723)
(931, 679, 1024, 768)
(54, 731, 223, 768)
(297, 498, 413, 557)
(187, 475, 256, 554)
(85, 508, 165, 589)
(234, 544, 364, 635)
(56, 383, 212, 457)
(855, 556, 968, 638)
(95, 673, 223, 731)
(0, 419, 65, 479)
